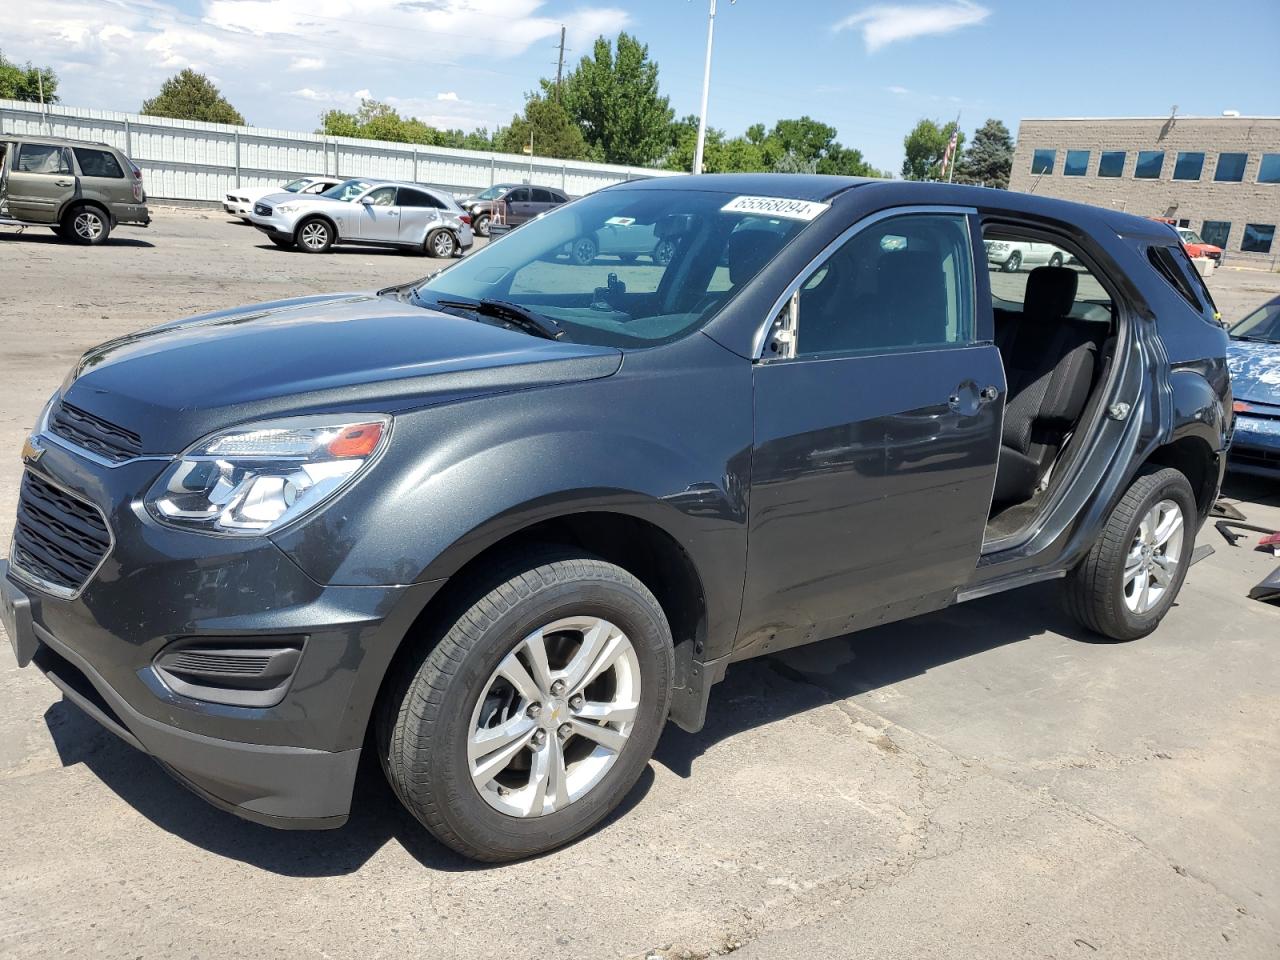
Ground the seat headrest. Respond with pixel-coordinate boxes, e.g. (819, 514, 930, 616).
(727, 229, 787, 286)
(1024, 266, 1078, 319)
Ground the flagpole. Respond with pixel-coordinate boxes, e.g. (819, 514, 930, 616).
(947, 111, 961, 183)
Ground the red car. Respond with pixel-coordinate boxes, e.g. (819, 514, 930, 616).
(1149, 218, 1222, 262)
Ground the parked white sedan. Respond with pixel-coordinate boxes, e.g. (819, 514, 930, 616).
(223, 176, 342, 221)
(248, 178, 474, 257)
(984, 239, 1068, 273)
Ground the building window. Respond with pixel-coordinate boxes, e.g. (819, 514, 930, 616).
(1030, 149, 1056, 175)
(1242, 224, 1275, 254)
(1135, 151, 1165, 179)
(1097, 151, 1126, 177)
(1214, 153, 1247, 182)
(1259, 154, 1280, 184)
(1063, 150, 1089, 176)
(1177, 219, 1191, 228)
(1172, 152, 1204, 181)
(1200, 221, 1231, 247)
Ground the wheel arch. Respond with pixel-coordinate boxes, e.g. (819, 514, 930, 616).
(1141, 435, 1220, 523)
(59, 197, 112, 228)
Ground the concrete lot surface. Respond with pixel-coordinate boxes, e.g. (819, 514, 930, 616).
(1, 209, 1278, 959)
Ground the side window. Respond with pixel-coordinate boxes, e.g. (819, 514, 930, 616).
(794, 213, 974, 358)
(984, 231, 1113, 325)
(397, 188, 443, 208)
(302, 182, 327, 194)
(16, 143, 70, 175)
(531, 188, 554, 203)
(72, 148, 123, 178)
(507, 188, 531, 203)
(364, 187, 397, 206)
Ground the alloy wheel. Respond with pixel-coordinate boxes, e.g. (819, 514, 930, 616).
(467, 616, 641, 818)
(432, 231, 455, 257)
(74, 211, 104, 241)
(300, 222, 329, 250)
(1122, 498, 1184, 614)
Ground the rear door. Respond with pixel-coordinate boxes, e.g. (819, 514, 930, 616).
(737, 208, 1004, 658)
(396, 187, 444, 244)
(351, 185, 401, 241)
(505, 187, 533, 225)
(71, 146, 130, 211)
(6, 142, 75, 222)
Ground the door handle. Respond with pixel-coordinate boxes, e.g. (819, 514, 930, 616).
(55, 179, 73, 186)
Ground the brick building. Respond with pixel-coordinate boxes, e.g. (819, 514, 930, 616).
(1008, 115, 1280, 262)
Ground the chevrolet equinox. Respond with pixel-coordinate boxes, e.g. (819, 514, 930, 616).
(1, 174, 1231, 861)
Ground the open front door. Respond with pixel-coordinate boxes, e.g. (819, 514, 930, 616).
(735, 209, 1004, 659)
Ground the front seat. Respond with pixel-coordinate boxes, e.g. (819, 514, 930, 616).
(993, 266, 1101, 509)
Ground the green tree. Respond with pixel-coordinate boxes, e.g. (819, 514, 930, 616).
(901, 118, 964, 181)
(141, 69, 244, 125)
(0, 50, 58, 103)
(953, 118, 1013, 189)
(551, 32, 673, 166)
(494, 95, 589, 160)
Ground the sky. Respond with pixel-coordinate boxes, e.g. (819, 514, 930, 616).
(5, 0, 1279, 173)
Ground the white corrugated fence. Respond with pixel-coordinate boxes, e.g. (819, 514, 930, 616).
(0, 98, 679, 202)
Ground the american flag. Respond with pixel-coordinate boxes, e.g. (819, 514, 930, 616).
(939, 128, 959, 181)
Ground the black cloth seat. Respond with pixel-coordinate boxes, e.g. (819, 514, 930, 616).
(993, 267, 1103, 508)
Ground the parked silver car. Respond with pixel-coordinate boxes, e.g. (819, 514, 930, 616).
(249, 178, 474, 257)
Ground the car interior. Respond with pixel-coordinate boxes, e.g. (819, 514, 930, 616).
(984, 228, 1117, 543)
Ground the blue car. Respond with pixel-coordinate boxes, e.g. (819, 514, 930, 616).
(1227, 294, 1280, 478)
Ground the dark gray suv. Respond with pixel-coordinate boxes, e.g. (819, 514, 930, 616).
(1, 174, 1230, 862)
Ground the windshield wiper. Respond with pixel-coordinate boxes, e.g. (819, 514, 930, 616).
(1231, 335, 1280, 344)
(427, 296, 566, 341)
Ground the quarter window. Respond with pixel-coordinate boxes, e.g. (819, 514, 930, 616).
(1097, 151, 1126, 177)
(1200, 221, 1231, 247)
(1134, 151, 1164, 179)
(794, 213, 974, 358)
(1063, 150, 1090, 176)
(1214, 153, 1247, 182)
(1172, 152, 1204, 181)
(1259, 154, 1280, 184)
(1031, 149, 1056, 175)
(72, 147, 123, 179)
(1242, 224, 1276, 254)
(16, 143, 69, 175)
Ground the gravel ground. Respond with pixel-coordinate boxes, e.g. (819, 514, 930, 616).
(1, 208, 1278, 959)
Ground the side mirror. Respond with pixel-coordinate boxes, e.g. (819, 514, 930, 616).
(361, 198, 374, 206)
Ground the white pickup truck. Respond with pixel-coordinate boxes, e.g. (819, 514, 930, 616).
(984, 239, 1067, 273)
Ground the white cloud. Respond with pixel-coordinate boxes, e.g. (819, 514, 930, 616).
(288, 56, 324, 71)
(834, 1, 990, 52)
(436, 91, 459, 101)
(886, 84, 910, 95)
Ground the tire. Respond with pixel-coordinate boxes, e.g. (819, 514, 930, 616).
(1048, 252, 1064, 267)
(377, 550, 674, 862)
(1063, 467, 1197, 641)
(474, 213, 491, 238)
(1002, 250, 1022, 272)
(63, 205, 111, 245)
(570, 236, 598, 265)
(295, 217, 333, 253)
(269, 236, 294, 250)
(426, 228, 458, 259)
(652, 239, 676, 266)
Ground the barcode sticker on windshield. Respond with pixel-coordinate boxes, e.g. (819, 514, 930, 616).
(721, 196, 830, 221)
(605, 216, 636, 225)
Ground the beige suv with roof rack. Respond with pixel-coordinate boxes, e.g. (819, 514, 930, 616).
(0, 135, 149, 244)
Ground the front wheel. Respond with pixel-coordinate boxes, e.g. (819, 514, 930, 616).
(64, 205, 111, 245)
(473, 213, 491, 238)
(377, 551, 674, 861)
(1002, 250, 1022, 272)
(426, 228, 458, 258)
(296, 217, 333, 253)
(652, 239, 676, 265)
(570, 236, 598, 265)
(1048, 252, 1064, 267)
(1064, 467, 1196, 641)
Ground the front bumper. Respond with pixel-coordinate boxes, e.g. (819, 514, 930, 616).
(1228, 414, 1280, 477)
(4, 440, 442, 828)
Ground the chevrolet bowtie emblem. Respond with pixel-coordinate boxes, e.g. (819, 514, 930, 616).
(21, 435, 44, 465)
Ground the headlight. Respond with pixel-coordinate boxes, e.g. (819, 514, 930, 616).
(275, 203, 299, 214)
(144, 415, 390, 536)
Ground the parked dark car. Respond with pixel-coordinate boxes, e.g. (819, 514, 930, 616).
(2, 174, 1231, 863)
(462, 182, 568, 237)
(1226, 294, 1280, 477)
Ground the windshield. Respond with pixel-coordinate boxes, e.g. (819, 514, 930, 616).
(282, 178, 310, 193)
(1230, 301, 1280, 343)
(475, 185, 511, 201)
(321, 179, 374, 201)
(1179, 229, 1204, 244)
(412, 188, 813, 347)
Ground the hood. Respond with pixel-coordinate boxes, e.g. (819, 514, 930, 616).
(1227, 338, 1280, 403)
(60, 294, 622, 454)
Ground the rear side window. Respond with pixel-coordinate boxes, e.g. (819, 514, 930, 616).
(531, 188, 555, 203)
(1147, 245, 1219, 323)
(984, 233, 1113, 322)
(73, 148, 124, 179)
(795, 212, 975, 358)
(16, 143, 69, 175)
(398, 188, 444, 208)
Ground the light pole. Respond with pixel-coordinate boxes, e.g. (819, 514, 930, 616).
(693, 0, 733, 175)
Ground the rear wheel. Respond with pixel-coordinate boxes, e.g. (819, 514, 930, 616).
(296, 217, 333, 253)
(426, 228, 458, 258)
(377, 551, 674, 861)
(1064, 467, 1196, 641)
(652, 239, 676, 265)
(64, 205, 111, 245)
(571, 236, 597, 265)
(1048, 252, 1064, 267)
(1002, 250, 1022, 272)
